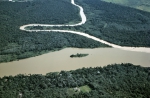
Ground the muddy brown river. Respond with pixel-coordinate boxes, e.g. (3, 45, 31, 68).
(2, 0, 149, 78)
(0, 48, 150, 77)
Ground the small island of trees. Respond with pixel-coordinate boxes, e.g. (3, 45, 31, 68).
(70, 53, 89, 58)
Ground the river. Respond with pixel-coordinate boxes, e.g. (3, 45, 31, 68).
(0, 48, 150, 77)
(1, 0, 149, 78)
(19, 0, 150, 53)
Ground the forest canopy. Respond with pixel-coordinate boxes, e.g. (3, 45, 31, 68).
(70, 0, 150, 47)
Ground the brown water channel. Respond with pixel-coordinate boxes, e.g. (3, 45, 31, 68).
(0, 48, 150, 77)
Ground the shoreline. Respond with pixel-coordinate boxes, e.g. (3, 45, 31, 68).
(0, 47, 150, 77)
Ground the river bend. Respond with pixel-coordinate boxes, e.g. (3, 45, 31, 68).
(19, 0, 150, 53)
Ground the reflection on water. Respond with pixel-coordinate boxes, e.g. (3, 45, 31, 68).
(0, 48, 150, 77)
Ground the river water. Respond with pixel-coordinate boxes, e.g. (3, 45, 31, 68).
(0, 48, 150, 77)
(3, 0, 149, 78)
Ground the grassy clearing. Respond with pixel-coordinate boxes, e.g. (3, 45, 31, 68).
(102, 0, 128, 5)
(67, 88, 79, 96)
(79, 85, 91, 93)
(136, 5, 150, 12)
(102, 0, 150, 12)
(67, 85, 91, 96)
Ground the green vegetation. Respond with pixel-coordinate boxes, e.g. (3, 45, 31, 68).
(0, 0, 110, 63)
(0, 63, 150, 97)
(79, 85, 91, 93)
(55, 0, 150, 47)
(67, 85, 91, 96)
(70, 53, 89, 58)
(77, 0, 149, 47)
(102, 0, 150, 12)
(0, 0, 80, 24)
(0, 32, 109, 63)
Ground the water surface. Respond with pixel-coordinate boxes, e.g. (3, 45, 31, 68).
(0, 48, 150, 77)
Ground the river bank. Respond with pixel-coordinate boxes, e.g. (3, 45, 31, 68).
(0, 48, 149, 77)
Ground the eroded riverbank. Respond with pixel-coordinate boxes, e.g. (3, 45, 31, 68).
(0, 48, 149, 77)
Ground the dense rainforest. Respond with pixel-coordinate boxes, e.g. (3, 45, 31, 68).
(0, 63, 150, 98)
(0, 32, 109, 63)
(0, 0, 109, 63)
(47, 0, 150, 47)
(77, 0, 150, 46)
